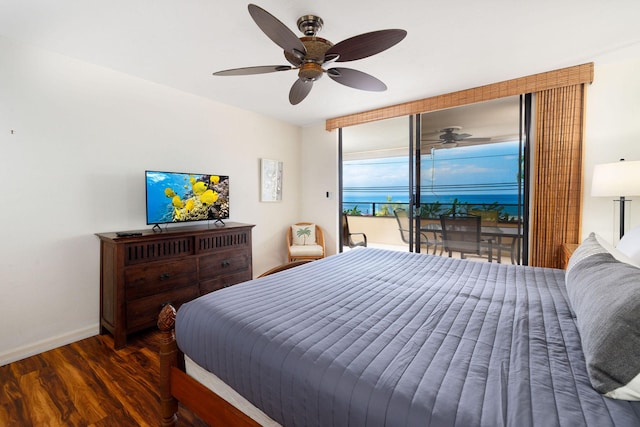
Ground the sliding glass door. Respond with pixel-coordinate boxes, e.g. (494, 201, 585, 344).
(340, 116, 415, 252)
(340, 95, 529, 263)
(418, 96, 527, 264)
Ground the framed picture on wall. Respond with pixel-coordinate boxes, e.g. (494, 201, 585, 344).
(261, 158, 283, 202)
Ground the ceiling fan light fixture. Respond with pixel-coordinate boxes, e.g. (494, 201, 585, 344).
(298, 62, 324, 81)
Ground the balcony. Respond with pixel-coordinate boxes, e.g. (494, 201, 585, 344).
(344, 202, 523, 263)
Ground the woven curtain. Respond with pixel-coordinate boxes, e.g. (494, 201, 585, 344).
(530, 85, 586, 268)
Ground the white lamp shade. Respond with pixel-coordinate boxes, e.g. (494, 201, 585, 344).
(592, 160, 640, 197)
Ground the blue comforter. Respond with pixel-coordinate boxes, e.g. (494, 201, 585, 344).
(176, 248, 640, 426)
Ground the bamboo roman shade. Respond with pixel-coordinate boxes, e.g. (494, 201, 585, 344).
(530, 85, 586, 268)
(326, 63, 593, 131)
(327, 63, 593, 267)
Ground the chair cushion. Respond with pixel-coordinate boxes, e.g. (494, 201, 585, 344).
(291, 224, 316, 246)
(289, 244, 323, 257)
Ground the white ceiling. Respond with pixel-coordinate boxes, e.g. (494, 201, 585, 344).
(1, 1, 639, 127)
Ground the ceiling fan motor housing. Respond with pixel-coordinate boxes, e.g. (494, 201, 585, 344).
(285, 36, 334, 81)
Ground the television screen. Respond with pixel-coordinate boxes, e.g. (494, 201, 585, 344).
(145, 170, 229, 225)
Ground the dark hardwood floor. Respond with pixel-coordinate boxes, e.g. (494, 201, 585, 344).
(0, 330, 207, 426)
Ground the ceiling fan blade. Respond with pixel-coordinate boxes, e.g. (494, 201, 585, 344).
(325, 29, 407, 62)
(454, 133, 472, 140)
(455, 139, 493, 147)
(289, 79, 313, 105)
(424, 136, 492, 143)
(248, 4, 306, 58)
(327, 68, 387, 91)
(421, 138, 493, 150)
(422, 141, 459, 151)
(463, 137, 492, 142)
(213, 65, 293, 76)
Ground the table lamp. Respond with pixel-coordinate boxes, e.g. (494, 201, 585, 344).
(591, 159, 640, 238)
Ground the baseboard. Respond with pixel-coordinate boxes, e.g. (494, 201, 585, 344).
(0, 324, 100, 366)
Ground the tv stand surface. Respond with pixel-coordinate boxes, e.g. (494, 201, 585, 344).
(96, 222, 254, 348)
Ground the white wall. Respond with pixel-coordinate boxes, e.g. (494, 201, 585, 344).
(300, 124, 339, 255)
(583, 58, 640, 245)
(0, 36, 302, 365)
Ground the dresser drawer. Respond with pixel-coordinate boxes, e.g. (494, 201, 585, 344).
(124, 236, 194, 265)
(125, 258, 197, 300)
(200, 270, 252, 294)
(199, 250, 250, 279)
(126, 285, 199, 333)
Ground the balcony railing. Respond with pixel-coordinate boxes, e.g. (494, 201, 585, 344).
(343, 201, 522, 223)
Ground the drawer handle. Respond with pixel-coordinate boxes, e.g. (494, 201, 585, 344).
(221, 260, 231, 268)
(159, 273, 171, 281)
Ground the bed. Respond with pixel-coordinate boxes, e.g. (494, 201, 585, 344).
(158, 233, 640, 426)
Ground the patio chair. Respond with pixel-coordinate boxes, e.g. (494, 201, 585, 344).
(468, 209, 519, 264)
(342, 214, 367, 248)
(439, 215, 493, 262)
(394, 208, 440, 254)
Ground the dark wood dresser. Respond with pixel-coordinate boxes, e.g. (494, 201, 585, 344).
(96, 222, 254, 348)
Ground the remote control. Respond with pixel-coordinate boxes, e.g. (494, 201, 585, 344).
(116, 232, 142, 237)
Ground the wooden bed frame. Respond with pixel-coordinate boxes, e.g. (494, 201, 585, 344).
(158, 304, 260, 426)
(158, 261, 311, 426)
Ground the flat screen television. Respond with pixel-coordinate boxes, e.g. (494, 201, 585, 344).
(145, 170, 229, 226)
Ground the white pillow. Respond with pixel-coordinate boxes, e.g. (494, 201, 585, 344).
(616, 224, 640, 266)
(291, 224, 316, 246)
(595, 233, 640, 268)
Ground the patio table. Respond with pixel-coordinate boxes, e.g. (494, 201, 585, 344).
(421, 223, 522, 264)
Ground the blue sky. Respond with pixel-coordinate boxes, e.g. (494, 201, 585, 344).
(343, 141, 522, 198)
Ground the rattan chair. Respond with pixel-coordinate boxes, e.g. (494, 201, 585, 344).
(287, 222, 325, 262)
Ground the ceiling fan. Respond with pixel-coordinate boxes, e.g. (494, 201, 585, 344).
(422, 126, 492, 150)
(213, 4, 407, 105)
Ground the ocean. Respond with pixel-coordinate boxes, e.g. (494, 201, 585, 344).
(343, 192, 522, 217)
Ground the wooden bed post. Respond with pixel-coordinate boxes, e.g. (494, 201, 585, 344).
(158, 304, 179, 427)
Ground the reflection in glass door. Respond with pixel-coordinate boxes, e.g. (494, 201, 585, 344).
(418, 96, 526, 264)
(340, 116, 415, 252)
